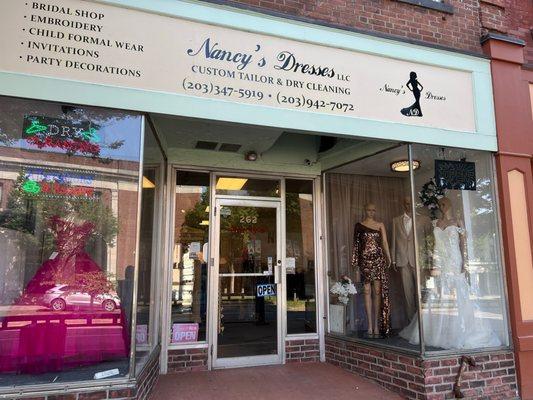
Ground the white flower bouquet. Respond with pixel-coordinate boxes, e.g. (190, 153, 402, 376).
(330, 275, 357, 305)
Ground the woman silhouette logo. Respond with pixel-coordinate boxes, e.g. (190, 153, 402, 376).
(401, 71, 423, 117)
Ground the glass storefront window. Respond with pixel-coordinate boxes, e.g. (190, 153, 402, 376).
(215, 176, 280, 197)
(170, 171, 210, 343)
(136, 123, 165, 371)
(0, 96, 143, 385)
(325, 143, 509, 355)
(285, 179, 316, 334)
(402, 145, 509, 353)
(325, 145, 419, 351)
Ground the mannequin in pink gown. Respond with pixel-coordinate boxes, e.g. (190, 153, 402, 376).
(0, 215, 129, 374)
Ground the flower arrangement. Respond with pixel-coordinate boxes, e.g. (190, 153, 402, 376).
(330, 275, 357, 305)
(419, 178, 445, 218)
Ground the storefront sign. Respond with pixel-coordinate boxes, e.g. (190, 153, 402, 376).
(0, 0, 475, 132)
(171, 323, 199, 343)
(257, 283, 276, 297)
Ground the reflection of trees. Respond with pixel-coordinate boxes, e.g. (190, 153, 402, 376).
(181, 191, 209, 244)
(469, 177, 496, 269)
(0, 171, 118, 259)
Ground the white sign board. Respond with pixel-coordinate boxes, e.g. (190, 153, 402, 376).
(0, 0, 475, 132)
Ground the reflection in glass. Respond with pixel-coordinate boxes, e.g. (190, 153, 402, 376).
(0, 97, 142, 385)
(400, 146, 507, 351)
(136, 122, 165, 372)
(217, 205, 278, 358)
(215, 176, 280, 197)
(285, 179, 316, 334)
(171, 171, 209, 343)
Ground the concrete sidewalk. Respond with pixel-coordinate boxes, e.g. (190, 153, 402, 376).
(151, 362, 403, 400)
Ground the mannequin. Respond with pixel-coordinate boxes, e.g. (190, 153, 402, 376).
(399, 196, 501, 349)
(352, 203, 392, 338)
(391, 196, 417, 322)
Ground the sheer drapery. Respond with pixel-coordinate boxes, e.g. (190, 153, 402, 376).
(326, 173, 409, 331)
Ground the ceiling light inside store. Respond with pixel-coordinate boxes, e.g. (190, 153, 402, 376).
(390, 160, 420, 172)
(142, 176, 156, 188)
(205, 206, 210, 213)
(199, 220, 209, 226)
(216, 178, 248, 191)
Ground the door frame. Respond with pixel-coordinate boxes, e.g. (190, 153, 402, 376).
(161, 167, 323, 374)
(209, 197, 284, 369)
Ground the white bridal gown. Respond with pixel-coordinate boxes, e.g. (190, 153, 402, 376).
(399, 221, 501, 350)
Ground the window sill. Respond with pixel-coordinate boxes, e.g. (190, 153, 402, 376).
(392, 0, 454, 14)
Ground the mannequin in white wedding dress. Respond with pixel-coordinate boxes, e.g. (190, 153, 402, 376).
(399, 196, 501, 350)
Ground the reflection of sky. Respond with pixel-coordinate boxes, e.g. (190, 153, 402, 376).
(17, 116, 142, 162)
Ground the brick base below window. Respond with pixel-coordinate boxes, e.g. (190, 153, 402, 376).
(285, 338, 320, 363)
(167, 347, 208, 373)
(326, 336, 518, 400)
(6, 349, 161, 400)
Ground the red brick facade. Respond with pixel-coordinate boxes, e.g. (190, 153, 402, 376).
(213, 0, 533, 63)
(7, 351, 160, 400)
(167, 347, 209, 373)
(285, 338, 320, 363)
(326, 336, 518, 400)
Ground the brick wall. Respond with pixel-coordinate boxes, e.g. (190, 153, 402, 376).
(212, 0, 533, 65)
(213, 0, 484, 54)
(135, 349, 160, 400)
(4, 350, 161, 400)
(325, 336, 518, 400)
(285, 338, 320, 363)
(167, 348, 208, 373)
(506, 0, 533, 65)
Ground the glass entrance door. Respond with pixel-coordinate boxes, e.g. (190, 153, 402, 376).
(212, 199, 282, 368)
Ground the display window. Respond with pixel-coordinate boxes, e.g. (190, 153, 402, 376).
(404, 145, 509, 353)
(285, 179, 316, 334)
(170, 171, 210, 344)
(0, 96, 143, 385)
(325, 144, 509, 354)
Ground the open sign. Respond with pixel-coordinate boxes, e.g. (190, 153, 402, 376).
(257, 284, 276, 297)
(172, 323, 199, 343)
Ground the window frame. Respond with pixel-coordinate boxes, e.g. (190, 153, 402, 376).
(321, 142, 512, 358)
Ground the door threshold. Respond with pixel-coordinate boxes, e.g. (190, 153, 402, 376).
(213, 355, 282, 369)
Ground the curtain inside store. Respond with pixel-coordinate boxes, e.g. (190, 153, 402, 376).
(326, 173, 409, 330)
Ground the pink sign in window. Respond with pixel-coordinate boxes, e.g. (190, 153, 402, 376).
(172, 323, 199, 343)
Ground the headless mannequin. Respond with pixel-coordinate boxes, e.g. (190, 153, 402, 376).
(354, 203, 392, 336)
(432, 197, 466, 275)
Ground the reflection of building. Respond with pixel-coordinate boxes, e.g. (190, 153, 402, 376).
(0, 146, 140, 283)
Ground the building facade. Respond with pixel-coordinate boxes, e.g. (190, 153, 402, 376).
(0, 0, 531, 399)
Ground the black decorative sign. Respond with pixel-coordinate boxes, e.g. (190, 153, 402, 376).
(435, 160, 476, 191)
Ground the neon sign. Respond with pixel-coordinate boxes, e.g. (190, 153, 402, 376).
(22, 178, 96, 199)
(22, 115, 102, 157)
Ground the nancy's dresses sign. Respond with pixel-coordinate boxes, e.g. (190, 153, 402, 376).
(0, 0, 475, 132)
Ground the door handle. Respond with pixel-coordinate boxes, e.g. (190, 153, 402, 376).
(275, 260, 281, 284)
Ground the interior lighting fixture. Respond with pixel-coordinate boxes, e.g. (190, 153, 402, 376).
(390, 160, 421, 172)
(142, 176, 156, 188)
(216, 177, 248, 191)
(199, 220, 209, 226)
